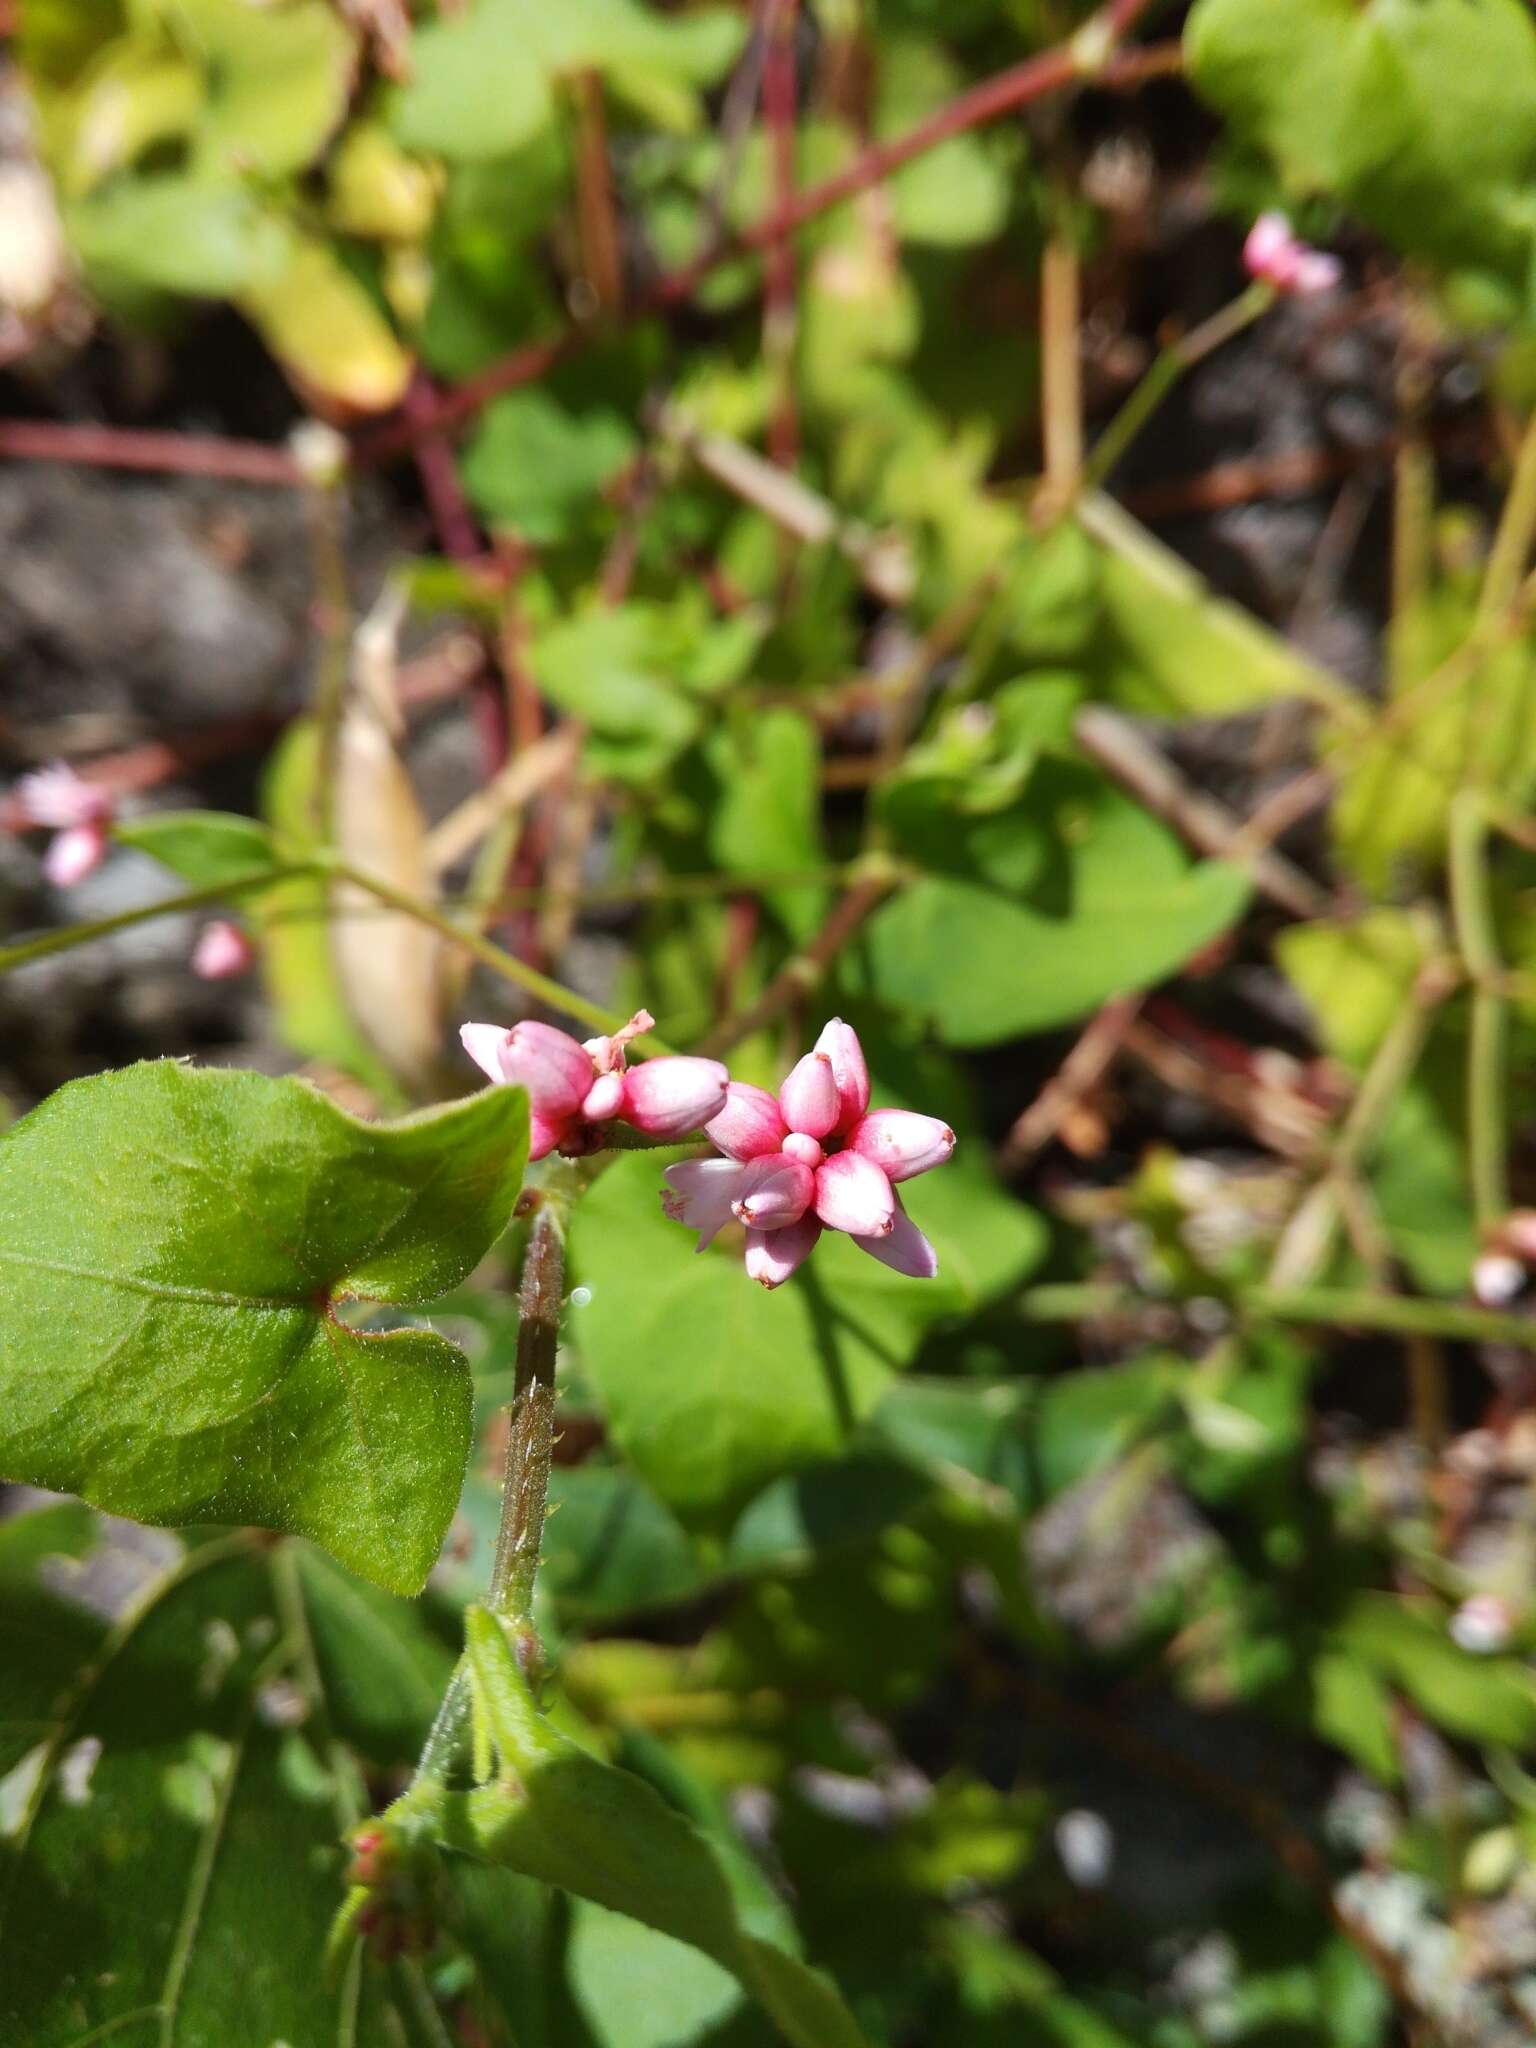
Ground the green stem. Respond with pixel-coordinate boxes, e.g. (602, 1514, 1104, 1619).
(1449, 795, 1508, 1229)
(325, 854, 671, 1051)
(0, 868, 308, 976)
(1081, 281, 1271, 493)
(1019, 1281, 1536, 1352)
(411, 1196, 569, 1788)
(1478, 405, 1536, 629)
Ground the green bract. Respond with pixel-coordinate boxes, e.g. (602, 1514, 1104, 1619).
(0, 1064, 529, 1593)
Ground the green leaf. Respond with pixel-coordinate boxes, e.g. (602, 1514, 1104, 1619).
(0, 1526, 453, 2046)
(1276, 910, 1428, 1070)
(394, 0, 741, 161)
(568, 1145, 1042, 1528)
(461, 390, 638, 544)
(702, 707, 828, 941)
(1080, 497, 1339, 718)
(567, 1899, 745, 2046)
(435, 1606, 873, 2048)
(116, 809, 287, 890)
(0, 1062, 529, 1592)
(531, 605, 704, 785)
(172, 0, 359, 180)
(877, 37, 1011, 249)
(1333, 1592, 1536, 1748)
(68, 174, 291, 297)
(860, 761, 1250, 1045)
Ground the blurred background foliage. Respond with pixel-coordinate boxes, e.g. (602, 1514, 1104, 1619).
(8, 0, 1536, 2041)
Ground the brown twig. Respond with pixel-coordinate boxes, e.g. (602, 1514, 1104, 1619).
(998, 994, 1142, 1171)
(572, 70, 624, 314)
(1074, 704, 1331, 921)
(698, 864, 899, 1055)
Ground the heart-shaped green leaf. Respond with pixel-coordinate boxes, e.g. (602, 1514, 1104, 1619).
(0, 1063, 529, 1592)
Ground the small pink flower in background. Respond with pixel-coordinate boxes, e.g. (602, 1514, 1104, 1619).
(16, 762, 113, 887)
(191, 919, 256, 982)
(461, 1008, 729, 1161)
(662, 1016, 954, 1288)
(1243, 212, 1342, 297)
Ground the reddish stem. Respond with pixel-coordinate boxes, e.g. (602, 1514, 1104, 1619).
(404, 373, 484, 562)
(359, 31, 1177, 458)
(0, 419, 302, 484)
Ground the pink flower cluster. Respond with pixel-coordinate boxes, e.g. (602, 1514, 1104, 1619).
(1242, 213, 1341, 297)
(461, 1008, 729, 1162)
(460, 1010, 954, 1289)
(16, 762, 113, 886)
(663, 1017, 954, 1289)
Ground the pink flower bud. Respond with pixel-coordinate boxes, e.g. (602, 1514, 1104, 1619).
(745, 1214, 822, 1289)
(1501, 1211, 1536, 1261)
(848, 1108, 955, 1183)
(622, 1056, 729, 1138)
(662, 1156, 755, 1249)
(1243, 211, 1294, 283)
(191, 919, 255, 981)
(1474, 1253, 1525, 1307)
(705, 1082, 787, 1162)
(779, 1051, 841, 1139)
(1450, 1593, 1514, 1655)
(814, 1151, 895, 1237)
(850, 1195, 937, 1279)
(782, 1131, 823, 1169)
(581, 1070, 627, 1122)
(17, 762, 112, 830)
(43, 819, 109, 887)
(813, 1016, 869, 1134)
(733, 1154, 815, 1230)
(460, 1019, 592, 1119)
(1243, 211, 1340, 298)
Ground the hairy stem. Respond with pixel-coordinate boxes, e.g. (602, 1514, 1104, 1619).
(490, 1204, 565, 1627)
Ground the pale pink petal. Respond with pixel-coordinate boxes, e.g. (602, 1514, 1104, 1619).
(745, 1214, 822, 1289)
(779, 1051, 841, 1139)
(1242, 211, 1294, 284)
(582, 1007, 656, 1075)
(43, 820, 108, 887)
(191, 919, 255, 981)
(460, 1023, 512, 1085)
(622, 1056, 729, 1138)
(497, 1021, 595, 1119)
(732, 1154, 815, 1230)
(705, 1081, 788, 1162)
(581, 1070, 627, 1122)
(1290, 249, 1342, 296)
(18, 762, 112, 830)
(847, 1108, 955, 1183)
(851, 1197, 937, 1279)
(814, 1150, 895, 1237)
(662, 1156, 754, 1250)
(1503, 1211, 1536, 1260)
(813, 1016, 869, 1133)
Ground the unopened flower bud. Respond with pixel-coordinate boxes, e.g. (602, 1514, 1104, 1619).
(622, 1056, 729, 1138)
